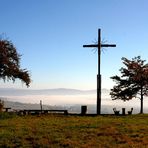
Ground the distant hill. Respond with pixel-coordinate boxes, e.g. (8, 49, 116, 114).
(0, 88, 110, 96)
(2, 100, 66, 111)
(1, 99, 144, 114)
(0, 99, 117, 114)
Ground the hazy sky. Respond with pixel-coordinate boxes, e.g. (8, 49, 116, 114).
(1, 0, 148, 90)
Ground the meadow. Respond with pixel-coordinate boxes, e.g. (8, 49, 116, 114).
(0, 113, 148, 148)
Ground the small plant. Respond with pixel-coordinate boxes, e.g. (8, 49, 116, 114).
(0, 112, 17, 119)
(0, 99, 4, 112)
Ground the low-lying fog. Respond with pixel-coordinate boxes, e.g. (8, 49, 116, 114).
(1, 88, 148, 114)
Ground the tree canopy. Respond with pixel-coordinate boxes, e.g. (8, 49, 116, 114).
(0, 39, 31, 87)
(110, 56, 148, 113)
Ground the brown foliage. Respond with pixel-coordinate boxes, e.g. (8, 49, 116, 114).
(0, 39, 31, 86)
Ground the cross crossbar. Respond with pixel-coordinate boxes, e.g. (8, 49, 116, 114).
(83, 44, 116, 48)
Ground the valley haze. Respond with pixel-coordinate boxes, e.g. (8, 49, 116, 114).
(0, 88, 98, 96)
(0, 88, 148, 114)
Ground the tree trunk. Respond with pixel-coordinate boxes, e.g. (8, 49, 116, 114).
(140, 87, 143, 114)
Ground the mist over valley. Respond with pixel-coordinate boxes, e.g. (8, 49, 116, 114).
(1, 88, 148, 114)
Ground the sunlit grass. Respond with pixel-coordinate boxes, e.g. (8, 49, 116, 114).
(0, 114, 148, 147)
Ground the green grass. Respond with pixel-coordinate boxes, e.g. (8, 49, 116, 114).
(0, 113, 148, 147)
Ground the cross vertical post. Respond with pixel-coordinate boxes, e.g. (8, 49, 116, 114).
(83, 29, 116, 115)
(97, 29, 101, 115)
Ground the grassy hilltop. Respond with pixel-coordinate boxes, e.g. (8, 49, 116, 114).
(0, 114, 148, 147)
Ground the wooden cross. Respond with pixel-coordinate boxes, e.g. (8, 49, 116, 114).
(83, 29, 116, 115)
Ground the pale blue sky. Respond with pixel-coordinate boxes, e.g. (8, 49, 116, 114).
(0, 0, 148, 90)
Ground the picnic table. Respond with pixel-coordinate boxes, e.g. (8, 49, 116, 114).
(3, 107, 11, 112)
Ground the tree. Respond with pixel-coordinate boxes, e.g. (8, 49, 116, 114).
(110, 56, 148, 114)
(0, 39, 31, 87)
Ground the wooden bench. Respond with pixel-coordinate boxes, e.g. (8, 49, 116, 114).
(128, 108, 133, 115)
(23, 109, 68, 115)
(43, 110, 68, 115)
(3, 107, 11, 112)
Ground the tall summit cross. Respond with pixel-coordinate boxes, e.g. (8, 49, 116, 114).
(83, 29, 116, 115)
